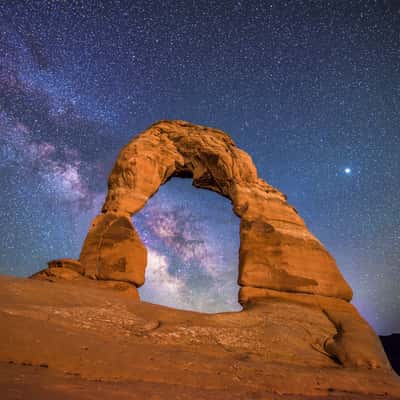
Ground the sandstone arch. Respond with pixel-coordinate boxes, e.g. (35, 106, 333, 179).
(79, 120, 353, 302)
(31, 120, 392, 372)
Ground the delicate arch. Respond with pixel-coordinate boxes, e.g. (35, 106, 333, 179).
(79, 120, 353, 302)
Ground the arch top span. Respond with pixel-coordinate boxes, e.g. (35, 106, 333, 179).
(102, 119, 265, 215)
(80, 120, 353, 301)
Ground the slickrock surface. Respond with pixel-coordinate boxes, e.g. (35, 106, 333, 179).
(1, 275, 400, 399)
(31, 258, 140, 300)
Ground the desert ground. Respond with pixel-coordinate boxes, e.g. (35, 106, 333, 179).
(1, 274, 399, 399)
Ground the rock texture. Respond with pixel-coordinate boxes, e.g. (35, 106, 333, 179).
(1, 275, 399, 399)
(32, 258, 140, 300)
(80, 120, 352, 301)
(31, 258, 84, 281)
(239, 287, 390, 369)
(80, 214, 146, 284)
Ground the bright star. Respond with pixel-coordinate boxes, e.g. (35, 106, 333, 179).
(344, 167, 351, 174)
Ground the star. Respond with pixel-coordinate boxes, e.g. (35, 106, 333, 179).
(344, 168, 351, 174)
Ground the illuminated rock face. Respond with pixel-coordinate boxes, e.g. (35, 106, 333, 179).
(80, 120, 352, 300)
(32, 120, 393, 372)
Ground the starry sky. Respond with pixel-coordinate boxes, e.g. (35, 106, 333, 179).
(0, 0, 399, 334)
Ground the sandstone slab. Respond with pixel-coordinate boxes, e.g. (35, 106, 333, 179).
(239, 286, 391, 369)
(0, 275, 399, 399)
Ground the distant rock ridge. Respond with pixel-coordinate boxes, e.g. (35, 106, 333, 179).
(31, 120, 394, 374)
(381, 334, 400, 375)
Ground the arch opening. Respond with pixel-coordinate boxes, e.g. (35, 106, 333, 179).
(134, 177, 241, 313)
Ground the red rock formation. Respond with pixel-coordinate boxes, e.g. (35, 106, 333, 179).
(80, 120, 352, 300)
(32, 258, 140, 300)
(30, 120, 394, 374)
(2, 275, 399, 398)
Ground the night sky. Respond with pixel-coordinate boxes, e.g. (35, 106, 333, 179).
(0, 0, 399, 334)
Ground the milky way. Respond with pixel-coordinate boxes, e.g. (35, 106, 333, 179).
(134, 178, 241, 313)
(0, 1, 399, 333)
